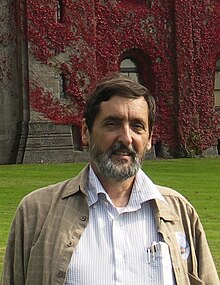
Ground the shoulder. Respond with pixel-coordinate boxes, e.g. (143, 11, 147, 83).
(10, 166, 89, 246)
(155, 184, 189, 202)
(17, 165, 89, 216)
(155, 184, 199, 219)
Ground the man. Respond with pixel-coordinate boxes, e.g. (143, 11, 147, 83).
(1, 74, 219, 285)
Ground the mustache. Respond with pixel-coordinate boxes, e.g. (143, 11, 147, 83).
(108, 142, 137, 157)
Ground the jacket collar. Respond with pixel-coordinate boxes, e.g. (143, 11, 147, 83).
(154, 197, 179, 222)
(61, 164, 90, 199)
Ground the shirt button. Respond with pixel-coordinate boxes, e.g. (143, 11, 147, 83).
(80, 216, 87, 221)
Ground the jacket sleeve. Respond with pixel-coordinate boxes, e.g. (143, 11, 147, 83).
(1, 189, 44, 285)
(1, 205, 27, 285)
(194, 216, 220, 284)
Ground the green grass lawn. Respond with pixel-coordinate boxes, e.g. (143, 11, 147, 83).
(0, 158, 219, 276)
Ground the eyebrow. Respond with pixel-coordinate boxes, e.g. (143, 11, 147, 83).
(102, 115, 147, 126)
(103, 115, 122, 121)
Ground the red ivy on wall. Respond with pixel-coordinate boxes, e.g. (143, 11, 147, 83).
(175, 0, 220, 154)
(27, 0, 97, 126)
(25, 0, 220, 155)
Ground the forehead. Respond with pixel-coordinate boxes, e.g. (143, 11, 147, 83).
(97, 95, 149, 121)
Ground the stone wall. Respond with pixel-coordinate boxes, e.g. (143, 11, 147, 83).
(20, 122, 89, 164)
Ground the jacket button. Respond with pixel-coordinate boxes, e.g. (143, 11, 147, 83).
(80, 216, 87, 221)
(57, 271, 64, 277)
(67, 241, 73, 247)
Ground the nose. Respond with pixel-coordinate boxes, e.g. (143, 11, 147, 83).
(118, 124, 133, 146)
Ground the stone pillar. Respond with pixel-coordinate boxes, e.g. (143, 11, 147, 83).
(0, 0, 21, 164)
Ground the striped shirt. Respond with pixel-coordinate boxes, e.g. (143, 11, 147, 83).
(65, 167, 176, 285)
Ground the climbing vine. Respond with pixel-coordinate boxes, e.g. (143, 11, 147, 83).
(25, 0, 220, 155)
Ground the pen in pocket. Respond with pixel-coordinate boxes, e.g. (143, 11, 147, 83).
(147, 241, 158, 264)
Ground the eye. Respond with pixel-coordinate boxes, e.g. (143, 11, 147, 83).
(105, 121, 116, 126)
(131, 122, 146, 133)
(103, 119, 121, 129)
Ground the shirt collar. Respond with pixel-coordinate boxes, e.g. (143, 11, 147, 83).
(132, 168, 167, 204)
(87, 166, 109, 207)
(87, 166, 167, 209)
(61, 164, 178, 222)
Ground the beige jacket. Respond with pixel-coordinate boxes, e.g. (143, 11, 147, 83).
(1, 165, 219, 285)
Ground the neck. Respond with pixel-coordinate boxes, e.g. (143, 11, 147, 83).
(91, 165, 135, 207)
(103, 177, 135, 207)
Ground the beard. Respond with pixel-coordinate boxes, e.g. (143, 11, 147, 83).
(89, 140, 145, 182)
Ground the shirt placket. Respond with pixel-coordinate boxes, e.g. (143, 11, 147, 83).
(112, 214, 126, 284)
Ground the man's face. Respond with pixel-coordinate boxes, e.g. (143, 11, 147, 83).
(82, 95, 152, 182)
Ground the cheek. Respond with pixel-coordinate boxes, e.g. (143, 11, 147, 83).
(92, 132, 116, 150)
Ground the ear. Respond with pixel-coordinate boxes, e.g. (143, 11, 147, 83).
(145, 134, 152, 152)
(81, 118, 90, 146)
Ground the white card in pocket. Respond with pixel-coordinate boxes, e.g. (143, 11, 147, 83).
(147, 241, 176, 285)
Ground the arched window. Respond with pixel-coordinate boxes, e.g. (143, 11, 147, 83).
(120, 58, 139, 82)
(214, 59, 220, 112)
(56, 0, 64, 23)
